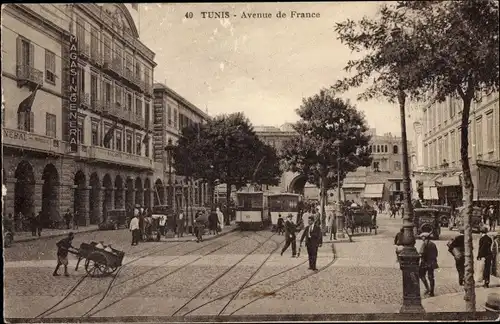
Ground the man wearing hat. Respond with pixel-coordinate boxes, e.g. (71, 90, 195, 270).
(448, 229, 465, 286)
(300, 215, 323, 271)
(281, 214, 298, 257)
(488, 205, 497, 232)
(53, 232, 75, 276)
(478, 226, 493, 288)
(419, 232, 438, 296)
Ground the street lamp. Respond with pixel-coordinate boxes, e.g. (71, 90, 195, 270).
(391, 26, 424, 313)
(333, 139, 345, 239)
(164, 138, 175, 207)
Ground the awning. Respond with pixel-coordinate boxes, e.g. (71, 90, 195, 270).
(424, 187, 439, 200)
(476, 161, 500, 201)
(438, 175, 461, 187)
(423, 180, 435, 187)
(364, 183, 384, 198)
(342, 183, 365, 189)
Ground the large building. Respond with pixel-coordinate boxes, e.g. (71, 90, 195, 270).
(2, 4, 157, 227)
(152, 83, 210, 214)
(417, 92, 500, 204)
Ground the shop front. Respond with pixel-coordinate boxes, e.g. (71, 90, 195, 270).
(472, 160, 500, 203)
(436, 171, 463, 207)
(423, 180, 439, 203)
(363, 183, 385, 206)
(341, 183, 365, 204)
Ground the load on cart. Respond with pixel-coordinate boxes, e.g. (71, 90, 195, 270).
(68, 241, 125, 277)
(143, 214, 162, 242)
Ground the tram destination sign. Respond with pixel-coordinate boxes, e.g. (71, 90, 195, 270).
(68, 35, 79, 152)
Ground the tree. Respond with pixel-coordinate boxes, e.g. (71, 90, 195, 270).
(281, 90, 372, 229)
(333, 0, 499, 311)
(173, 112, 282, 224)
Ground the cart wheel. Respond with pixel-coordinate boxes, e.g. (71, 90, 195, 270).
(85, 252, 111, 277)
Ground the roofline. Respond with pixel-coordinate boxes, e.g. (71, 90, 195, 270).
(153, 83, 210, 120)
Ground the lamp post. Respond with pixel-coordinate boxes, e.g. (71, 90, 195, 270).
(391, 26, 424, 313)
(333, 139, 345, 239)
(164, 138, 175, 207)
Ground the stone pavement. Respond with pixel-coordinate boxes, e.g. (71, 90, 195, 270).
(423, 284, 500, 312)
(14, 225, 99, 243)
(159, 223, 237, 243)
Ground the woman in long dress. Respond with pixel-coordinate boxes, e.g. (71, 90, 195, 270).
(216, 207, 224, 230)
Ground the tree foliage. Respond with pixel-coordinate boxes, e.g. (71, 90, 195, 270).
(333, 0, 499, 312)
(281, 90, 372, 225)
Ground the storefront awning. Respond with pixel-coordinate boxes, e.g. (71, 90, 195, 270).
(476, 161, 500, 201)
(437, 174, 461, 187)
(424, 186, 439, 200)
(342, 183, 365, 189)
(364, 183, 384, 198)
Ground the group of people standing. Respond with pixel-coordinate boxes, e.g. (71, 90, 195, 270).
(5, 212, 44, 237)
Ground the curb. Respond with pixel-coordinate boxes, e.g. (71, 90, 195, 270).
(14, 227, 100, 243)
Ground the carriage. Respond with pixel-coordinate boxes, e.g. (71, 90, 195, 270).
(430, 205, 453, 227)
(70, 242, 125, 277)
(414, 208, 441, 240)
(235, 191, 270, 230)
(345, 205, 377, 235)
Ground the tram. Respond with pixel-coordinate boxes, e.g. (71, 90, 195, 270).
(268, 193, 301, 231)
(235, 191, 270, 230)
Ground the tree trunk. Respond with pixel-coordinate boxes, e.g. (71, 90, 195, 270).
(320, 173, 327, 232)
(225, 182, 231, 225)
(460, 96, 476, 312)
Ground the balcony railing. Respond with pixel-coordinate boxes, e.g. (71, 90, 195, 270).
(88, 145, 154, 170)
(80, 93, 90, 108)
(16, 65, 44, 86)
(79, 43, 90, 59)
(3, 127, 61, 154)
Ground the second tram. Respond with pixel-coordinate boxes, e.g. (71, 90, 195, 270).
(268, 193, 301, 231)
(235, 192, 270, 230)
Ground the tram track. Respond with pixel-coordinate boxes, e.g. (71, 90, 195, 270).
(81, 232, 254, 318)
(170, 232, 279, 317)
(35, 232, 242, 319)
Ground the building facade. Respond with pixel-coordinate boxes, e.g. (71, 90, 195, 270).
(2, 4, 157, 227)
(152, 83, 210, 215)
(420, 92, 500, 204)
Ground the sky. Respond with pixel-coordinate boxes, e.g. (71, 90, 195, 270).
(137, 2, 415, 139)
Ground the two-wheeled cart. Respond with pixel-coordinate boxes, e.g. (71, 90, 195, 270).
(69, 242, 125, 278)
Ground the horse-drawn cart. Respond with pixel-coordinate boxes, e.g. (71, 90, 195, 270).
(69, 242, 125, 277)
(345, 206, 377, 236)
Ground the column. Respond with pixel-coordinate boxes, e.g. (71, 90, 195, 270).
(4, 177, 16, 218)
(103, 187, 114, 220)
(95, 187, 104, 223)
(75, 186, 90, 227)
(34, 180, 44, 216)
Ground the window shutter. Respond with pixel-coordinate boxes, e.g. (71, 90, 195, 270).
(29, 43, 35, 67)
(16, 37, 22, 71)
(30, 112, 34, 132)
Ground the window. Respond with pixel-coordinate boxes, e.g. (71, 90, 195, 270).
(136, 98, 142, 116)
(115, 130, 122, 151)
(145, 102, 150, 127)
(19, 38, 33, 68)
(486, 112, 494, 152)
(444, 134, 449, 162)
(174, 109, 178, 128)
(438, 137, 443, 167)
(450, 131, 456, 163)
(135, 62, 141, 78)
(76, 16, 85, 51)
(104, 82, 112, 104)
(476, 117, 483, 155)
(127, 93, 133, 111)
(45, 50, 56, 83)
(424, 144, 428, 167)
(103, 35, 111, 60)
(79, 67, 85, 95)
(46, 113, 56, 137)
(126, 133, 133, 153)
(393, 145, 399, 154)
(373, 161, 380, 171)
(395, 182, 401, 191)
(91, 122, 99, 146)
(145, 137, 149, 157)
(394, 161, 401, 171)
(18, 111, 34, 132)
(115, 43, 122, 69)
(91, 28, 99, 59)
(126, 54, 133, 76)
(115, 86, 122, 107)
(91, 74, 98, 104)
(103, 126, 111, 149)
(78, 118, 84, 144)
(135, 135, 142, 155)
(144, 68, 151, 87)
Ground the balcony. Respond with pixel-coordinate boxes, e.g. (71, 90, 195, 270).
(91, 98, 102, 113)
(3, 127, 61, 154)
(79, 43, 90, 59)
(88, 146, 154, 170)
(16, 65, 43, 88)
(80, 93, 90, 109)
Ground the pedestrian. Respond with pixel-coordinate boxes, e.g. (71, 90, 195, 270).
(36, 211, 43, 236)
(194, 212, 204, 243)
(276, 214, 284, 235)
(447, 229, 465, 286)
(394, 227, 405, 263)
(281, 214, 298, 257)
(478, 226, 493, 288)
(208, 208, 219, 235)
(329, 211, 337, 241)
(64, 209, 72, 229)
(300, 215, 323, 271)
(177, 210, 185, 237)
(73, 211, 79, 230)
(159, 214, 167, 236)
(216, 207, 224, 231)
(30, 212, 37, 236)
(53, 232, 75, 277)
(129, 214, 140, 246)
(488, 205, 497, 232)
(419, 232, 438, 297)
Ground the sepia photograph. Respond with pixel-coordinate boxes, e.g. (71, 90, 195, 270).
(1, 2, 499, 323)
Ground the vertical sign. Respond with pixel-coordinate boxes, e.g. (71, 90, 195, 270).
(68, 35, 79, 152)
